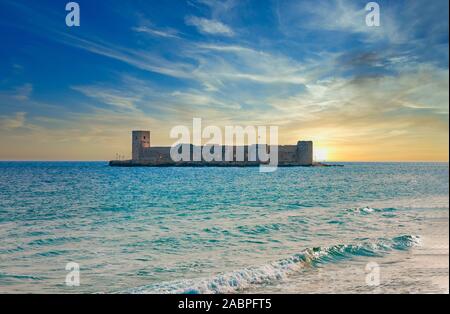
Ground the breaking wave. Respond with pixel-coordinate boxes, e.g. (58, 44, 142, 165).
(119, 235, 421, 294)
(342, 206, 398, 214)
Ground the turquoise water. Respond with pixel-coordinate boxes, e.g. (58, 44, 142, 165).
(0, 162, 448, 293)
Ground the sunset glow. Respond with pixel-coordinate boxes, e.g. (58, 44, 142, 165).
(0, 0, 448, 162)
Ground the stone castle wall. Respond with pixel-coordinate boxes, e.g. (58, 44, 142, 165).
(131, 131, 313, 166)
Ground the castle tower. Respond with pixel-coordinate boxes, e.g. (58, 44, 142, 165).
(297, 141, 313, 165)
(132, 130, 150, 161)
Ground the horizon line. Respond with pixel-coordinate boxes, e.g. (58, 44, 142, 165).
(0, 160, 448, 163)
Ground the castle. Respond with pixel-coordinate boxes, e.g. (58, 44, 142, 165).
(109, 130, 314, 167)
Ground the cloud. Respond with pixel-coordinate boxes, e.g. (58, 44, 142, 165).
(55, 32, 194, 79)
(185, 16, 234, 36)
(132, 26, 180, 39)
(0, 83, 33, 101)
(71, 85, 141, 112)
(186, 43, 312, 89)
(13, 83, 33, 101)
(267, 63, 449, 148)
(0, 0, 447, 161)
(191, 0, 241, 20)
(0, 112, 26, 130)
(196, 43, 254, 53)
(171, 90, 241, 109)
(277, 0, 405, 44)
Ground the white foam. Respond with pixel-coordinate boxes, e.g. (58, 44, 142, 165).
(118, 235, 422, 294)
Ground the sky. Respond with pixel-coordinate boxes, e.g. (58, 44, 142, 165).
(0, 0, 448, 161)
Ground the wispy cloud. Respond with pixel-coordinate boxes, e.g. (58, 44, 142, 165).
(132, 26, 180, 39)
(185, 16, 234, 36)
(0, 83, 33, 101)
(0, 0, 447, 161)
(0, 112, 26, 130)
(277, 0, 405, 44)
(188, 43, 310, 88)
(71, 85, 142, 112)
(54, 32, 194, 79)
(13, 83, 33, 101)
(189, 0, 240, 19)
(171, 90, 241, 109)
(268, 63, 449, 146)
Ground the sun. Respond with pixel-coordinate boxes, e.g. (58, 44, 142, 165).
(314, 148, 329, 162)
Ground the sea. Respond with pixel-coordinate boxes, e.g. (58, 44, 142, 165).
(0, 162, 448, 294)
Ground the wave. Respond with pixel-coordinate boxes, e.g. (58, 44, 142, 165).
(351, 196, 449, 211)
(118, 235, 421, 294)
(342, 206, 398, 214)
(0, 272, 43, 280)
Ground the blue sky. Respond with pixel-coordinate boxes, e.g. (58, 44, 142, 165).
(0, 0, 448, 161)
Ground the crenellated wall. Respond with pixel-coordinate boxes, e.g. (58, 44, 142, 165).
(130, 131, 313, 165)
